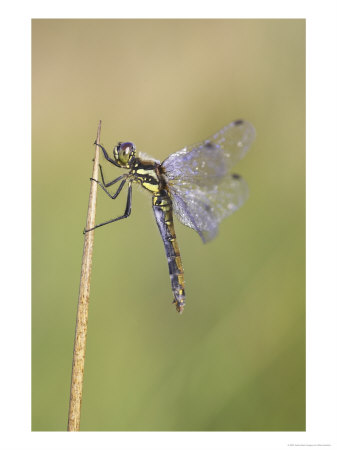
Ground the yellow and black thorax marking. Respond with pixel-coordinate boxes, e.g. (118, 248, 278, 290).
(131, 158, 163, 193)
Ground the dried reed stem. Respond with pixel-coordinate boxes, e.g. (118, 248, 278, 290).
(67, 121, 101, 431)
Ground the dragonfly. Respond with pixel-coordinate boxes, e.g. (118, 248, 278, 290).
(85, 119, 256, 313)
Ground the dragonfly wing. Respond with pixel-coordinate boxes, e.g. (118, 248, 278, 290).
(169, 174, 249, 243)
(162, 120, 255, 184)
(162, 120, 255, 243)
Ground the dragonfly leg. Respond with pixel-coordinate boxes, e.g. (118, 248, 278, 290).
(90, 175, 126, 200)
(98, 164, 126, 188)
(94, 142, 119, 167)
(84, 183, 132, 233)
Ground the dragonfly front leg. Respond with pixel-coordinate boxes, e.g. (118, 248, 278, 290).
(84, 183, 132, 233)
(94, 142, 119, 168)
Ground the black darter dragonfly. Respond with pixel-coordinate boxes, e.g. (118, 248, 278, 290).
(85, 119, 255, 313)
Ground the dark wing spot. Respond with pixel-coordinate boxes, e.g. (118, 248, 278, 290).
(232, 173, 241, 179)
(204, 141, 214, 149)
(233, 119, 244, 126)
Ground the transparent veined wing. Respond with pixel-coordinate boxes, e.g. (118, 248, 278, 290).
(163, 120, 255, 183)
(162, 120, 255, 243)
(168, 174, 249, 243)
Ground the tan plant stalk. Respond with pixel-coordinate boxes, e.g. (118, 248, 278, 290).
(67, 121, 101, 431)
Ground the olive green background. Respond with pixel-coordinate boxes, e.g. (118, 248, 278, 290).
(32, 19, 305, 431)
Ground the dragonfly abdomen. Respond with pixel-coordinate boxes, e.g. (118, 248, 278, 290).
(152, 191, 185, 313)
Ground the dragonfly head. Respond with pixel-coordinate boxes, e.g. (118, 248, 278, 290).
(113, 142, 136, 168)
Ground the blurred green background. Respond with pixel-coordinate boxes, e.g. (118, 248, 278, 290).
(32, 19, 305, 431)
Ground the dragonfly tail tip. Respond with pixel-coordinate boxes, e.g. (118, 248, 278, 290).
(174, 302, 185, 314)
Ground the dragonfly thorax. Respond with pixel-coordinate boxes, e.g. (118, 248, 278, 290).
(132, 158, 162, 193)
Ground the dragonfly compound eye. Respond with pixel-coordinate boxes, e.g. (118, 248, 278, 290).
(116, 142, 135, 165)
